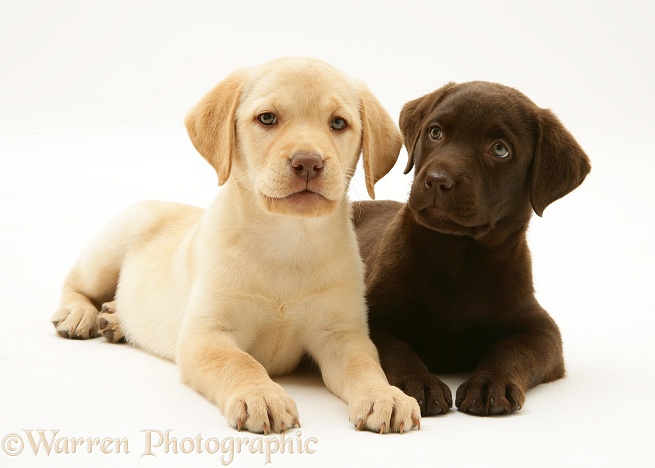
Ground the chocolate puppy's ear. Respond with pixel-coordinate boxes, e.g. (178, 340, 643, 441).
(399, 82, 457, 174)
(530, 109, 591, 216)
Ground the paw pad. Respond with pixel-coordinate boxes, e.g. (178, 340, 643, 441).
(96, 302, 125, 343)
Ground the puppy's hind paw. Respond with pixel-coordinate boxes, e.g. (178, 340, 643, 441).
(96, 302, 125, 343)
(51, 303, 99, 339)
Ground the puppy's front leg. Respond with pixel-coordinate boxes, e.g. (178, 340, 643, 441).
(371, 326, 452, 416)
(308, 329, 421, 433)
(178, 332, 299, 434)
(456, 311, 565, 416)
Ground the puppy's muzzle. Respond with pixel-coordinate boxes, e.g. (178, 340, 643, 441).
(425, 172, 454, 196)
(291, 153, 323, 182)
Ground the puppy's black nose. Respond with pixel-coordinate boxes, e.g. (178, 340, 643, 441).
(425, 172, 454, 194)
(291, 153, 323, 181)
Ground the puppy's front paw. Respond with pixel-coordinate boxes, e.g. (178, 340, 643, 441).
(349, 385, 421, 433)
(391, 372, 452, 416)
(224, 383, 300, 434)
(456, 371, 525, 416)
(51, 303, 99, 339)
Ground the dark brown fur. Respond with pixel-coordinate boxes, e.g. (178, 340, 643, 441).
(353, 81, 590, 416)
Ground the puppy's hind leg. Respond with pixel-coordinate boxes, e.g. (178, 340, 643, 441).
(52, 266, 112, 340)
(51, 203, 150, 339)
(52, 243, 124, 339)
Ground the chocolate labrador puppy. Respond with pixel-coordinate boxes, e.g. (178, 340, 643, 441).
(353, 81, 590, 416)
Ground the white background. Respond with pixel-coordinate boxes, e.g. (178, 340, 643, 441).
(1, 1, 654, 467)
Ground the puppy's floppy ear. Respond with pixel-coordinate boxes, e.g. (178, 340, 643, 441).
(359, 85, 403, 199)
(399, 82, 457, 174)
(530, 109, 591, 216)
(185, 69, 248, 186)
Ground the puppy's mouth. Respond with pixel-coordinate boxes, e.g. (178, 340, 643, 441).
(281, 189, 326, 200)
(412, 206, 490, 238)
(260, 189, 337, 217)
(265, 188, 328, 203)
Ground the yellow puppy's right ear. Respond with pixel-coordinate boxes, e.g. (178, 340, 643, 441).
(185, 69, 247, 185)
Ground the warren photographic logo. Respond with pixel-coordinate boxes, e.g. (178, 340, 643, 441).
(2, 429, 318, 465)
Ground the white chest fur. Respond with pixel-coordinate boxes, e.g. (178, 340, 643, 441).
(189, 190, 367, 375)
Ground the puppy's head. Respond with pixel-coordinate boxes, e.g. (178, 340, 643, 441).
(399, 81, 591, 239)
(185, 57, 402, 218)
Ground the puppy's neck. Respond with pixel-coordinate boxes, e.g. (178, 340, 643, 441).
(209, 179, 353, 262)
(401, 205, 531, 265)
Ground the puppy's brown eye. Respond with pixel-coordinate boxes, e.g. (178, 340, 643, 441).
(257, 113, 278, 126)
(491, 142, 510, 159)
(330, 117, 348, 130)
(429, 126, 443, 140)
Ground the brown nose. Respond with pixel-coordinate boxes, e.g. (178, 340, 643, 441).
(291, 153, 323, 181)
(425, 172, 454, 195)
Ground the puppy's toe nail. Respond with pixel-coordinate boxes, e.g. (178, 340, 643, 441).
(293, 418, 301, 428)
(262, 423, 270, 435)
(355, 419, 365, 431)
(379, 422, 388, 434)
(412, 416, 421, 430)
(59, 330, 70, 339)
(489, 406, 504, 415)
(398, 421, 405, 433)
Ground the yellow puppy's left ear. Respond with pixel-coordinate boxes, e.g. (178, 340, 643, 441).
(359, 86, 403, 199)
(185, 69, 248, 186)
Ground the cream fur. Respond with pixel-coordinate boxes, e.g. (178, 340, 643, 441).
(51, 57, 418, 434)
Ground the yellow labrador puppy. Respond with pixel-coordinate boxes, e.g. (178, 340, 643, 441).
(51, 57, 420, 434)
